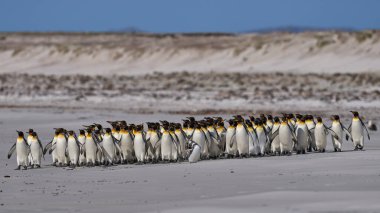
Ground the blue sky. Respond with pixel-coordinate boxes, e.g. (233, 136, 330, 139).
(1, 0, 379, 32)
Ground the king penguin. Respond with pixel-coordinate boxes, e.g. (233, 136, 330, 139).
(8, 131, 30, 170)
(348, 111, 370, 150)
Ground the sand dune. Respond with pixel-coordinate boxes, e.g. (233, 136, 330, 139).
(0, 31, 379, 75)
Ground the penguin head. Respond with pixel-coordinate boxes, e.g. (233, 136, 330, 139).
(186, 117, 196, 123)
(261, 116, 267, 124)
(162, 125, 169, 131)
(274, 116, 280, 124)
(93, 123, 103, 131)
(31, 132, 37, 138)
(245, 119, 253, 127)
(267, 115, 273, 121)
(67, 130, 75, 136)
(119, 120, 127, 127)
(228, 119, 234, 126)
(218, 122, 225, 128)
(79, 129, 85, 135)
(350, 111, 359, 117)
(300, 117, 306, 123)
(104, 128, 112, 134)
(16, 130, 24, 137)
(331, 115, 340, 121)
(296, 114, 303, 121)
(287, 114, 295, 120)
(136, 125, 144, 132)
(27, 129, 34, 135)
(316, 117, 323, 123)
(249, 116, 255, 122)
(254, 118, 262, 126)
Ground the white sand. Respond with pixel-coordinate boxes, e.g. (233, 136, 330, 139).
(0, 32, 379, 75)
(0, 108, 379, 213)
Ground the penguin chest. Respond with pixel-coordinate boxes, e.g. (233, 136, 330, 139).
(279, 125, 292, 143)
(103, 136, 115, 153)
(16, 139, 29, 157)
(188, 145, 201, 163)
(192, 131, 205, 148)
(56, 137, 67, 152)
(85, 138, 97, 154)
(296, 125, 308, 145)
(236, 126, 248, 144)
(30, 139, 41, 153)
(134, 134, 145, 152)
(161, 134, 173, 154)
(351, 120, 363, 140)
(67, 138, 79, 152)
(78, 136, 85, 145)
(331, 123, 343, 141)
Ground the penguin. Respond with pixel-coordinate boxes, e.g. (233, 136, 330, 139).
(270, 117, 281, 155)
(234, 116, 250, 158)
(102, 128, 120, 165)
(225, 119, 237, 158)
(175, 123, 187, 160)
(8, 131, 30, 170)
(28, 131, 44, 168)
(169, 125, 180, 162)
(266, 115, 274, 131)
(78, 129, 86, 166)
(161, 125, 173, 162)
(26, 129, 34, 165)
(93, 126, 105, 165)
(330, 115, 351, 152)
(67, 130, 80, 167)
(314, 117, 339, 152)
(145, 123, 159, 162)
(200, 122, 211, 158)
(245, 119, 257, 157)
(216, 121, 227, 157)
(348, 111, 370, 150)
(119, 125, 135, 164)
(133, 124, 149, 164)
(254, 118, 267, 156)
(84, 128, 102, 166)
(191, 122, 209, 159)
(43, 128, 59, 166)
(55, 128, 68, 166)
(279, 116, 296, 155)
(206, 120, 221, 159)
(295, 117, 309, 154)
(305, 115, 317, 152)
(188, 140, 201, 163)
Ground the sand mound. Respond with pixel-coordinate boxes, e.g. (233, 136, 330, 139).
(0, 31, 380, 75)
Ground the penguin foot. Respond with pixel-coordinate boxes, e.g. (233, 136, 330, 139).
(35, 164, 41, 168)
(22, 166, 28, 170)
(52, 162, 57, 166)
(15, 165, 21, 170)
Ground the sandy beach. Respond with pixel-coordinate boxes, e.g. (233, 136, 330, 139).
(0, 108, 379, 213)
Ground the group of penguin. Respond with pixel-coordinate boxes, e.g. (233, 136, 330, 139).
(7, 111, 371, 170)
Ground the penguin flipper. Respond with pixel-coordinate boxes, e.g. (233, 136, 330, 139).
(43, 141, 53, 155)
(48, 144, 57, 155)
(7, 143, 16, 159)
(37, 137, 45, 156)
(359, 118, 371, 140)
(229, 132, 237, 148)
